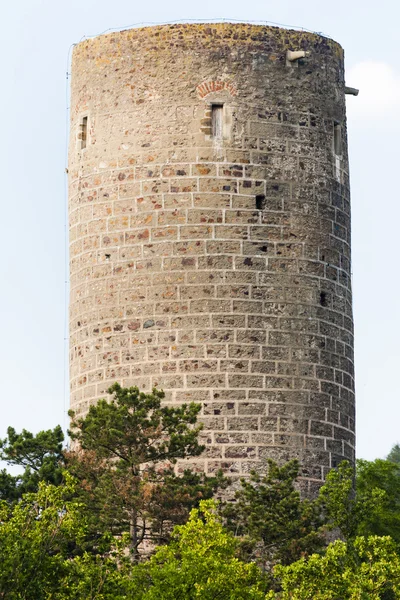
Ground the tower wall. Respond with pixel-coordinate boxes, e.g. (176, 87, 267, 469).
(68, 23, 355, 493)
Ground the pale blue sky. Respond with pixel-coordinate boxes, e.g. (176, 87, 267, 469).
(1, 0, 398, 460)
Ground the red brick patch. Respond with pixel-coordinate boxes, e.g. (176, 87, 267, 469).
(196, 80, 237, 98)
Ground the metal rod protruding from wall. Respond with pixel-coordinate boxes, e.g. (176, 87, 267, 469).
(345, 86, 359, 96)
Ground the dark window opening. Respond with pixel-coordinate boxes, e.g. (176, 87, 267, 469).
(256, 194, 266, 210)
(81, 116, 88, 149)
(212, 104, 223, 138)
(320, 291, 328, 307)
(334, 122, 342, 156)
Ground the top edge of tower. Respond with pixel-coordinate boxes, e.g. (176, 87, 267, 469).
(71, 21, 344, 62)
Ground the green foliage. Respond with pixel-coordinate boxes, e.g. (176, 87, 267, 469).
(270, 536, 400, 600)
(0, 475, 131, 600)
(130, 500, 268, 599)
(387, 443, 400, 465)
(356, 458, 400, 543)
(2, 384, 400, 598)
(0, 425, 64, 501)
(53, 553, 132, 600)
(318, 460, 386, 540)
(0, 475, 81, 598)
(68, 383, 223, 557)
(147, 468, 226, 543)
(68, 383, 203, 464)
(0, 469, 20, 502)
(223, 459, 324, 569)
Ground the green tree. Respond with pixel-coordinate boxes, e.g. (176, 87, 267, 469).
(130, 499, 269, 600)
(0, 474, 82, 598)
(387, 443, 400, 465)
(147, 468, 226, 544)
(318, 460, 386, 540)
(0, 425, 64, 502)
(222, 459, 324, 570)
(270, 536, 400, 600)
(0, 475, 131, 600)
(356, 458, 400, 544)
(68, 383, 223, 558)
(54, 551, 132, 600)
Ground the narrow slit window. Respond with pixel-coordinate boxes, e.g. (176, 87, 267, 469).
(320, 291, 328, 307)
(256, 194, 266, 210)
(334, 122, 342, 156)
(80, 116, 88, 150)
(212, 104, 223, 139)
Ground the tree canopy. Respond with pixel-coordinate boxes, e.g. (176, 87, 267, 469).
(1, 387, 400, 599)
(67, 383, 224, 558)
(129, 500, 268, 600)
(270, 536, 400, 600)
(223, 459, 324, 569)
(387, 443, 400, 465)
(0, 425, 64, 501)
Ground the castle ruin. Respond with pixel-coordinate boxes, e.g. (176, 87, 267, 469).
(68, 23, 355, 495)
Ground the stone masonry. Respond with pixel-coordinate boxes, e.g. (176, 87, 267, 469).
(68, 23, 355, 495)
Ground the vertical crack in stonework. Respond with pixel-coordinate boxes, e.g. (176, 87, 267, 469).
(68, 23, 354, 497)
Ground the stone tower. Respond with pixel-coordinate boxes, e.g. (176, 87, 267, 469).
(68, 23, 355, 494)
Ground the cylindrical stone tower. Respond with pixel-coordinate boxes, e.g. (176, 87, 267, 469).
(68, 23, 355, 494)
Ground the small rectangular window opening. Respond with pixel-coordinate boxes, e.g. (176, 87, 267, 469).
(80, 116, 88, 150)
(320, 291, 328, 307)
(212, 104, 223, 139)
(334, 122, 342, 156)
(256, 194, 266, 210)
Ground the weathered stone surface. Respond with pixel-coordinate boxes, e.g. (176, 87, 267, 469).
(68, 23, 355, 494)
